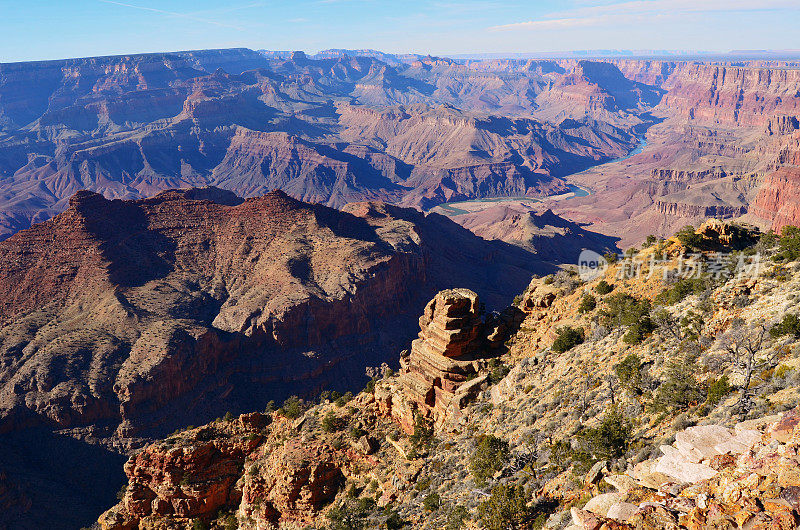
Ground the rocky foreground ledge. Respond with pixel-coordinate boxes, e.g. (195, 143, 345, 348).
(567, 408, 800, 530)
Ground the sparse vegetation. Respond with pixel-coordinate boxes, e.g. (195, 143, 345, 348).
(676, 225, 702, 249)
(552, 326, 585, 353)
(477, 484, 531, 530)
(770, 313, 800, 338)
(595, 280, 615, 295)
(470, 435, 510, 486)
(578, 407, 632, 460)
(279, 395, 304, 419)
(578, 293, 597, 313)
(615, 354, 645, 394)
(322, 411, 346, 432)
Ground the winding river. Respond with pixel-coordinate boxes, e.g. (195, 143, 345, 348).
(432, 136, 647, 216)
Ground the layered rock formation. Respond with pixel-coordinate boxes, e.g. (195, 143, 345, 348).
(377, 289, 522, 432)
(0, 188, 549, 440)
(0, 186, 554, 528)
(0, 50, 649, 240)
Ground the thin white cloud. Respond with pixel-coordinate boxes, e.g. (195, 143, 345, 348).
(491, 0, 800, 31)
(97, 0, 246, 30)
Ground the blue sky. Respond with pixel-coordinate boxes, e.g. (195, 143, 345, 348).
(0, 0, 799, 62)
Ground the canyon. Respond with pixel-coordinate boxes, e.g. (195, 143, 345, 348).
(2, 46, 800, 529)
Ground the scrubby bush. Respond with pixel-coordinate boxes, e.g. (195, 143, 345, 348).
(385, 510, 406, 530)
(774, 225, 800, 262)
(770, 313, 800, 338)
(676, 225, 702, 249)
(600, 293, 655, 344)
(657, 277, 708, 305)
(595, 280, 615, 295)
(409, 413, 434, 456)
(322, 411, 346, 433)
(445, 505, 469, 530)
(653, 359, 704, 412)
(615, 354, 644, 394)
(706, 375, 733, 405)
(578, 407, 632, 460)
(487, 358, 511, 384)
(279, 395, 304, 419)
(470, 435, 510, 486)
(423, 492, 441, 511)
(552, 326, 585, 353)
(578, 294, 597, 313)
(477, 484, 531, 530)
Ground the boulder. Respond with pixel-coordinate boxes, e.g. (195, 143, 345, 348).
(583, 492, 624, 517)
(606, 502, 638, 522)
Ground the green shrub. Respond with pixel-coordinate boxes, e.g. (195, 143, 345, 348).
(615, 354, 644, 393)
(595, 280, 615, 295)
(603, 252, 619, 264)
(601, 293, 654, 343)
(423, 492, 441, 511)
(470, 435, 510, 486)
(774, 225, 800, 262)
(445, 505, 469, 530)
(191, 519, 208, 530)
(770, 313, 800, 338)
(676, 225, 702, 249)
(578, 408, 632, 460)
(657, 278, 708, 305)
(488, 358, 511, 384)
(653, 359, 704, 412)
(385, 510, 406, 530)
(279, 395, 304, 419)
(706, 375, 733, 405)
(409, 413, 434, 455)
(335, 391, 354, 406)
(322, 411, 345, 433)
(477, 484, 531, 530)
(552, 326, 585, 353)
(578, 294, 597, 314)
(643, 235, 657, 248)
(327, 501, 366, 530)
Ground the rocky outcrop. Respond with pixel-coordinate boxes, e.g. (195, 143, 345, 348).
(376, 289, 522, 432)
(571, 409, 800, 530)
(0, 188, 551, 443)
(752, 166, 800, 230)
(656, 64, 800, 127)
(238, 438, 345, 525)
(654, 200, 747, 218)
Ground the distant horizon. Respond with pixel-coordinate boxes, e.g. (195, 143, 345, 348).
(1, 1, 799, 64)
(5, 46, 800, 66)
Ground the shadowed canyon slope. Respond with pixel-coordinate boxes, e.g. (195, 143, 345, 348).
(0, 187, 551, 442)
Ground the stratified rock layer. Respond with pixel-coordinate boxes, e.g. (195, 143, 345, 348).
(377, 289, 522, 432)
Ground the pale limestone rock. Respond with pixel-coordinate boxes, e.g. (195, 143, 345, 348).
(606, 501, 638, 522)
(583, 491, 623, 517)
(604, 474, 638, 493)
(674, 425, 733, 461)
(714, 429, 761, 455)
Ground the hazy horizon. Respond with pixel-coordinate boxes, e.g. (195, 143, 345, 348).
(1, 0, 799, 63)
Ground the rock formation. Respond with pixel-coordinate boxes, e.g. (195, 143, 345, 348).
(0, 50, 647, 240)
(0, 187, 552, 528)
(377, 289, 522, 432)
(571, 409, 800, 530)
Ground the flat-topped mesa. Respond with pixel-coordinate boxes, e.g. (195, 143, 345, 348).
(379, 289, 521, 433)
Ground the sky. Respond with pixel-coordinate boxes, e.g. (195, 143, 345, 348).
(0, 0, 799, 62)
